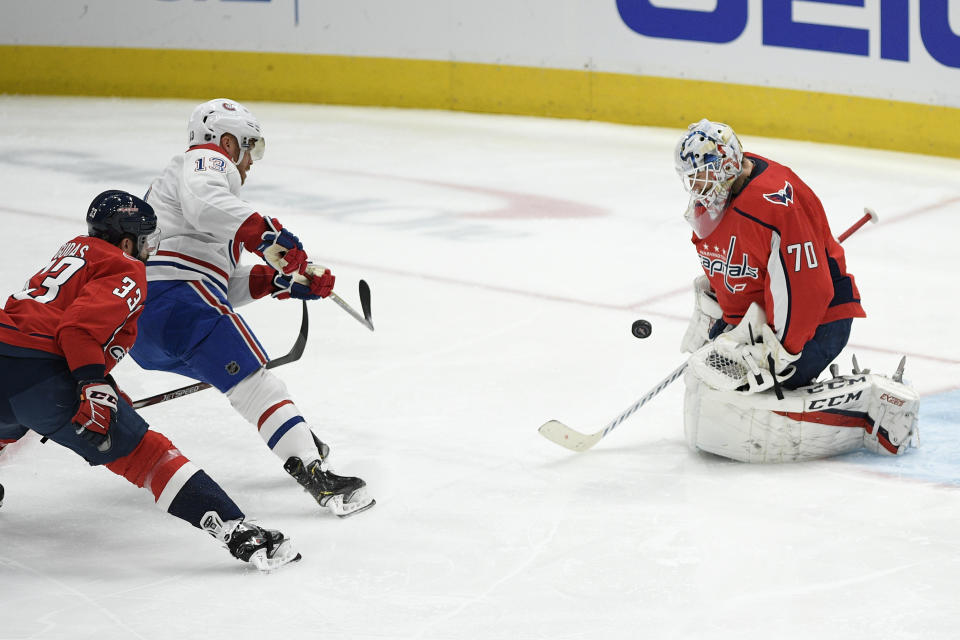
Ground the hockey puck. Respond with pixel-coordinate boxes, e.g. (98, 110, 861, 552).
(631, 319, 652, 339)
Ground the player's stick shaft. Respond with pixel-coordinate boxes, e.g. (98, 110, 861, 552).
(330, 280, 374, 331)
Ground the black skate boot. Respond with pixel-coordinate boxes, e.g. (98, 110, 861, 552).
(202, 512, 301, 571)
(284, 456, 375, 518)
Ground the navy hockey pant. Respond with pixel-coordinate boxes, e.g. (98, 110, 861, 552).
(0, 355, 148, 464)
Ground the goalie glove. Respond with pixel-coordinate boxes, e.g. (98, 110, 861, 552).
(680, 275, 724, 353)
(256, 217, 308, 276)
(72, 380, 119, 451)
(273, 264, 336, 300)
(689, 302, 800, 393)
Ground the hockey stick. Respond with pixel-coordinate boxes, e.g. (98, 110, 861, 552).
(539, 363, 688, 452)
(131, 300, 309, 410)
(329, 279, 374, 331)
(538, 209, 877, 452)
(837, 207, 878, 243)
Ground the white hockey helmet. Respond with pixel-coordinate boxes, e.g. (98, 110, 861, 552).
(188, 99, 265, 163)
(674, 119, 743, 238)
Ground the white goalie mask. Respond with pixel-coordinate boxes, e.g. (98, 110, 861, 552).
(188, 99, 265, 164)
(674, 119, 743, 239)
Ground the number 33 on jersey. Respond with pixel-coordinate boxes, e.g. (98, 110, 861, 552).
(0, 236, 147, 374)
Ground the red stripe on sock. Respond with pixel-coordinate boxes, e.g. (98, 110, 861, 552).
(258, 399, 294, 430)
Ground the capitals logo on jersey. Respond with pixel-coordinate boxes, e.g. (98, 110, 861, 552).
(699, 236, 760, 293)
(762, 181, 794, 207)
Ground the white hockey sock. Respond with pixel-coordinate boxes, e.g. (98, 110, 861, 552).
(226, 368, 321, 464)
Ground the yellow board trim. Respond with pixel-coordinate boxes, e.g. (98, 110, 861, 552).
(1, 44, 953, 158)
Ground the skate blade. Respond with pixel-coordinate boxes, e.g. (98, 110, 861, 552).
(248, 540, 302, 571)
(325, 488, 376, 518)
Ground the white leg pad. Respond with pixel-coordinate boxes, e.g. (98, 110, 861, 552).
(684, 369, 919, 462)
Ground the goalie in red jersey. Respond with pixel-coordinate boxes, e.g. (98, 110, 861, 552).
(0, 190, 299, 570)
(673, 120, 918, 462)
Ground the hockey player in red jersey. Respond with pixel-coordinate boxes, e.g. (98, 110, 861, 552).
(0, 190, 300, 570)
(674, 120, 918, 462)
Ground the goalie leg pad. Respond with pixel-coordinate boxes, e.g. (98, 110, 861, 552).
(683, 371, 918, 462)
(861, 375, 920, 455)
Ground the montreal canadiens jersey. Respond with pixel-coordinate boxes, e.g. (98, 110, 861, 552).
(0, 236, 146, 375)
(144, 143, 257, 297)
(692, 154, 865, 354)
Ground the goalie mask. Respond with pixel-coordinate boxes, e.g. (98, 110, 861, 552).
(675, 119, 743, 239)
(188, 99, 265, 164)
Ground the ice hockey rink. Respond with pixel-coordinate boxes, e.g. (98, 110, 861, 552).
(0, 96, 957, 640)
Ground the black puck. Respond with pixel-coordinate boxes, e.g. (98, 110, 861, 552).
(631, 319, 652, 339)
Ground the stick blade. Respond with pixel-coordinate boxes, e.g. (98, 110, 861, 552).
(358, 279, 374, 331)
(538, 420, 602, 452)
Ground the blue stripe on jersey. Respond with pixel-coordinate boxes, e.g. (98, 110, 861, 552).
(146, 261, 229, 295)
(267, 416, 306, 450)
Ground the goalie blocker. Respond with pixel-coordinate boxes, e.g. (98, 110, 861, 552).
(684, 364, 919, 463)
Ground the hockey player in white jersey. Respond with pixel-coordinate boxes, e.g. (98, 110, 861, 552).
(131, 99, 374, 516)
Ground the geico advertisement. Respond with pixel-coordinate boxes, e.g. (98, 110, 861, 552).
(2, 0, 958, 106)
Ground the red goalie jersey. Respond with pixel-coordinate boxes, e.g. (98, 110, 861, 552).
(692, 154, 865, 354)
(0, 236, 146, 376)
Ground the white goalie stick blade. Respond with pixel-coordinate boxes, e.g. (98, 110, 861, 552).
(538, 362, 688, 453)
(538, 420, 603, 452)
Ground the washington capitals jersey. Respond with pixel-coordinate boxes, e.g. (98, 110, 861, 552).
(692, 154, 865, 354)
(0, 236, 145, 375)
(144, 143, 258, 298)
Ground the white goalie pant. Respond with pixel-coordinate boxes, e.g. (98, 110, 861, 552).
(683, 369, 919, 463)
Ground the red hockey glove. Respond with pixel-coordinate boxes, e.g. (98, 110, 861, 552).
(72, 380, 119, 451)
(273, 265, 336, 300)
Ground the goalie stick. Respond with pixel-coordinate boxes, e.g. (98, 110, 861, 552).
(538, 208, 877, 452)
(131, 300, 309, 410)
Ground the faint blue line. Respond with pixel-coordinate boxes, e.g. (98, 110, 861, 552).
(841, 389, 960, 486)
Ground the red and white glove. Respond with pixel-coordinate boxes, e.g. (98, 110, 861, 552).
(72, 380, 119, 451)
(256, 218, 308, 276)
(273, 264, 336, 300)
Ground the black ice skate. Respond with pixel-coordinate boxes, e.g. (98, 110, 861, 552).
(284, 456, 375, 518)
(202, 512, 301, 571)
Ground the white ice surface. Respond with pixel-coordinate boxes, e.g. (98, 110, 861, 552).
(0, 97, 958, 640)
